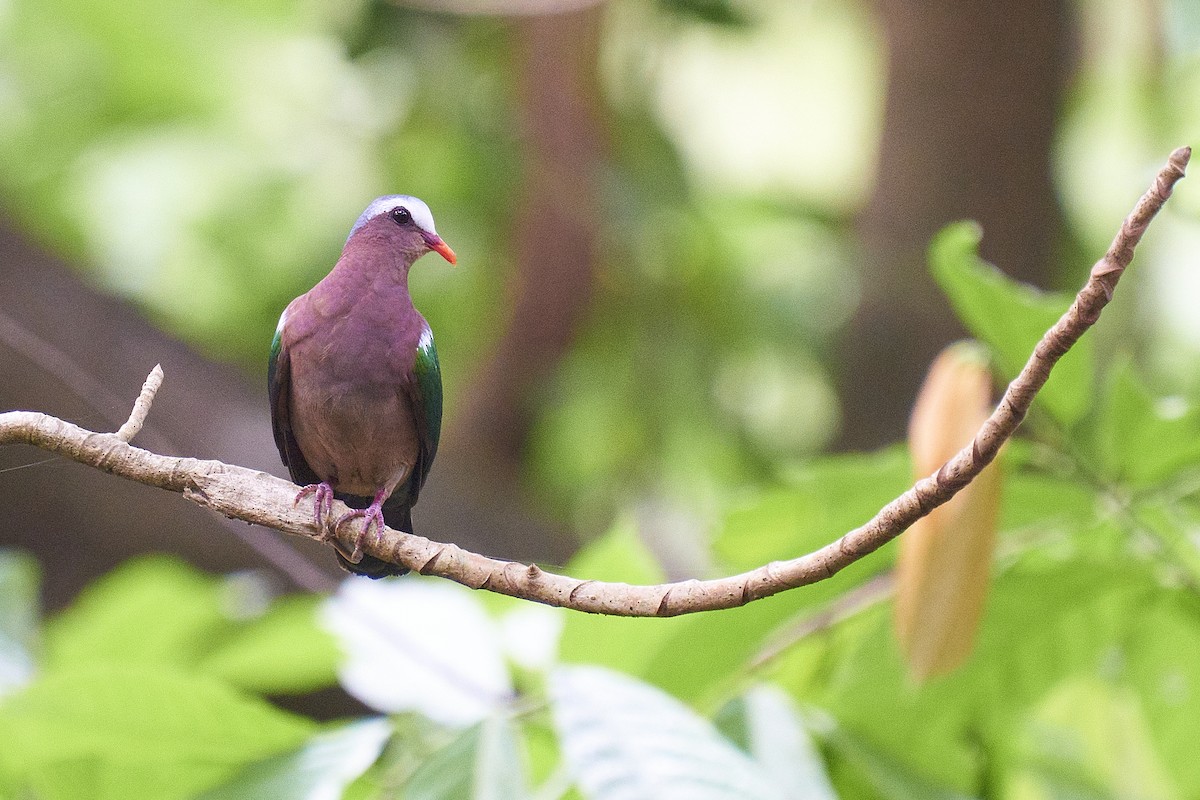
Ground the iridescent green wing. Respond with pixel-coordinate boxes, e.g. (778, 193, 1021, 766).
(405, 327, 443, 500)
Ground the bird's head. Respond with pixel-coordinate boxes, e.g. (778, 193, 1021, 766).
(346, 195, 457, 265)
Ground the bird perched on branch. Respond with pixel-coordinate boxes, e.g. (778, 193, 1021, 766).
(268, 196, 456, 578)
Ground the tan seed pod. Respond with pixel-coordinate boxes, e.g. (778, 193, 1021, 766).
(895, 341, 1002, 682)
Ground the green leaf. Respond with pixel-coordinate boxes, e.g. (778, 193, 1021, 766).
(999, 469, 1097, 534)
(404, 715, 529, 800)
(44, 557, 337, 696)
(659, 0, 755, 28)
(1095, 359, 1200, 486)
(821, 722, 977, 800)
(1113, 575, 1200, 792)
(775, 557, 1178, 794)
(0, 665, 315, 800)
(635, 450, 907, 704)
(196, 593, 338, 695)
(772, 603, 981, 792)
(197, 717, 392, 800)
(44, 556, 230, 671)
(1010, 679, 1176, 800)
(564, 515, 666, 586)
(636, 597, 821, 704)
(0, 549, 40, 695)
(557, 467, 895, 703)
(551, 666, 785, 799)
(714, 685, 837, 800)
(715, 447, 911, 571)
(522, 716, 567, 794)
(930, 222, 1093, 427)
(560, 468, 899, 702)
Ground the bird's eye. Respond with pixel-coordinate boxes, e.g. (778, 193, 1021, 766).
(391, 207, 412, 226)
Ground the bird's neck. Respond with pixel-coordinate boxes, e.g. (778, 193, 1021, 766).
(330, 248, 417, 302)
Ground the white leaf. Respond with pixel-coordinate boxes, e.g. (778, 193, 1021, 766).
(405, 715, 529, 800)
(719, 685, 838, 800)
(500, 604, 563, 672)
(320, 577, 513, 725)
(197, 717, 392, 800)
(551, 666, 785, 800)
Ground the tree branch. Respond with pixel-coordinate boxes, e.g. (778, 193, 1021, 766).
(0, 147, 1189, 616)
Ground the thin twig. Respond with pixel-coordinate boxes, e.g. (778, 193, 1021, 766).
(0, 309, 174, 451)
(0, 147, 1189, 616)
(115, 364, 164, 442)
(748, 572, 895, 671)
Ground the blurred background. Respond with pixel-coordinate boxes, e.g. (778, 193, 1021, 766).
(4, 0, 1199, 606)
(0, 0, 1195, 599)
(5, 0, 1200, 796)
(0, 0, 1196, 609)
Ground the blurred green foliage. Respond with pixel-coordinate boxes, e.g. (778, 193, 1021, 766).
(0, 0, 882, 530)
(4, 234, 1200, 797)
(1, 0, 1194, 525)
(4, 0, 1200, 797)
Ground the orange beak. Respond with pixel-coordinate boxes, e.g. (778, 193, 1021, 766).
(425, 234, 457, 265)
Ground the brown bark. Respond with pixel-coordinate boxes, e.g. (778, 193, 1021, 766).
(839, 0, 1074, 449)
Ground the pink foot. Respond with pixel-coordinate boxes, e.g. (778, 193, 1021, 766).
(294, 482, 335, 535)
(332, 488, 389, 564)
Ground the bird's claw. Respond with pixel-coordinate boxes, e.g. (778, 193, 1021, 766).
(332, 504, 386, 565)
(295, 484, 388, 566)
(295, 482, 336, 537)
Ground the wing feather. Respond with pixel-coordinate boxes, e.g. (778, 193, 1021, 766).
(397, 326, 443, 509)
(268, 316, 320, 487)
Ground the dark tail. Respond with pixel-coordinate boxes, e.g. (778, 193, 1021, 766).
(334, 493, 412, 579)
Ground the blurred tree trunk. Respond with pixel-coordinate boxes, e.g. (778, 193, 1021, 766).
(0, 217, 423, 718)
(0, 217, 331, 607)
(837, 0, 1073, 450)
(434, 6, 605, 559)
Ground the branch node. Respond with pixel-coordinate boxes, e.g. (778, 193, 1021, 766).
(183, 484, 210, 505)
(656, 588, 675, 616)
(568, 580, 596, 604)
(419, 545, 449, 574)
(740, 578, 755, 606)
(913, 476, 940, 513)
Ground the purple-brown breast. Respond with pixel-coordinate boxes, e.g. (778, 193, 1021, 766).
(281, 221, 431, 497)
